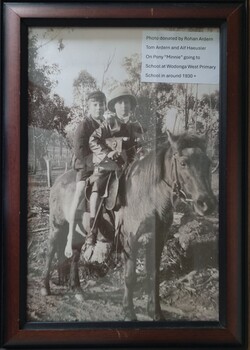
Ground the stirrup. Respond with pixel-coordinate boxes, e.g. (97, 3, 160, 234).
(83, 232, 96, 261)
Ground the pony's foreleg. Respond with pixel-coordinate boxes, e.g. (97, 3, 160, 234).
(65, 180, 86, 258)
(41, 236, 57, 296)
(123, 242, 137, 321)
(57, 235, 70, 286)
(70, 248, 84, 301)
(146, 234, 165, 321)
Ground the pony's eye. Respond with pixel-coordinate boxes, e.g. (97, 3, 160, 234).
(180, 161, 186, 167)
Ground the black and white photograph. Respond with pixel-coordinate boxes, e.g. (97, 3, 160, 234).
(27, 27, 219, 323)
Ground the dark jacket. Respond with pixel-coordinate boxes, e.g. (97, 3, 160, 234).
(73, 116, 102, 170)
(89, 116, 143, 165)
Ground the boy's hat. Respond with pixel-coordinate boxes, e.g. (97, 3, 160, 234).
(87, 90, 106, 102)
(108, 86, 137, 112)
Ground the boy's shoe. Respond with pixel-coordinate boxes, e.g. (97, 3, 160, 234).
(83, 220, 98, 261)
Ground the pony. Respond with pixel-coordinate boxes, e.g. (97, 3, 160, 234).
(40, 131, 216, 321)
(40, 170, 115, 300)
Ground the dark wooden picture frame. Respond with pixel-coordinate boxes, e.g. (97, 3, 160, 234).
(1, 0, 248, 349)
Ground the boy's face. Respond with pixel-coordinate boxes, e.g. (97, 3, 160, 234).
(88, 98, 106, 120)
(114, 97, 132, 120)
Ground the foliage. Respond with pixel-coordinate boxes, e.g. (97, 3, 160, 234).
(28, 32, 71, 168)
(72, 70, 97, 113)
(65, 70, 99, 147)
(64, 107, 85, 148)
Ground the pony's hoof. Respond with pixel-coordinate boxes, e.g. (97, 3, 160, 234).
(148, 308, 165, 321)
(123, 311, 137, 321)
(40, 287, 50, 296)
(153, 312, 165, 321)
(64, 245, 73, 258)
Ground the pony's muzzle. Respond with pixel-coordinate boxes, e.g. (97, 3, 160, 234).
(194, 194, 216, 216)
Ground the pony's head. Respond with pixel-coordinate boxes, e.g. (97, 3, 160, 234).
(166, 131, 216, 216)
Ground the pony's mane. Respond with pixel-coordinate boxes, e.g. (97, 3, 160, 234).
(125, 142, 169, 189)
(126, 133, 206, 186)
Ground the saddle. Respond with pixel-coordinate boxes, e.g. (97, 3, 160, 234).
(102, 137, 125, 211)
(85, 170, 121, 211)
(85, 137, 126, 211)
(105, 171, 121, 211)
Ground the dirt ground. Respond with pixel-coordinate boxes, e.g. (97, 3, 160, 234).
(27, 175, 219, 323)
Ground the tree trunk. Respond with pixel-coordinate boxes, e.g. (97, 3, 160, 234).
(194, 84, 198, 131)
(60, 136, 63, 158)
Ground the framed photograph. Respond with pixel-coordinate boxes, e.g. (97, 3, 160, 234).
(1, 1, 248, 349)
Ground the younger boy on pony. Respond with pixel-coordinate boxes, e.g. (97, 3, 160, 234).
(64, 91, 106, 258)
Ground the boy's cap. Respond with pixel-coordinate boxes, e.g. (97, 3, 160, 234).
(87, 91, 106, 102)
(108, 86, 137, 112)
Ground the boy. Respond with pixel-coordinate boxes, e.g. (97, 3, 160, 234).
(64, 91, 106, 258)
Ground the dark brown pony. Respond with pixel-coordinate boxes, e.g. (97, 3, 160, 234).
(118, 131, 216, 320)
(41, 131, 216, 320)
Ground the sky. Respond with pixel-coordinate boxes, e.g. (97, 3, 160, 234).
(30, 27, 219, 107)
(30, 28, 144, 106)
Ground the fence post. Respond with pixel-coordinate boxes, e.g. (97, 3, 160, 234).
(43, 156, 52, 188)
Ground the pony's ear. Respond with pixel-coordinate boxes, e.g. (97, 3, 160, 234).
(166, 130, 179, 151)
(198, 133, 208, 151)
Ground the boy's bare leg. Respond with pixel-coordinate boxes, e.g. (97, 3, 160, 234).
(65, 180, 85, 258)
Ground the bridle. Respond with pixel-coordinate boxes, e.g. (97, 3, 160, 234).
(162, 153, 194, 207)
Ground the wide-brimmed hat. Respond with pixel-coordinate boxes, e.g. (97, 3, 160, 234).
(87, 90, 106, 102)
(107, 87, 137, 112)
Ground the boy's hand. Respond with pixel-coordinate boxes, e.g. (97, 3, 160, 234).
(107, 150, 121, 161)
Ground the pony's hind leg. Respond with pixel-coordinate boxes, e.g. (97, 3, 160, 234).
(40, 233, 57, 296)
(56, 225, 70, 286)
(123, 239, 137, 321)
(41, 219, 67, 295)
